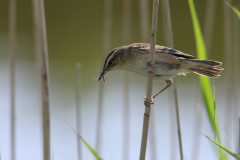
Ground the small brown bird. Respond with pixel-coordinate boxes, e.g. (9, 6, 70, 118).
(98, 43, 223, 99)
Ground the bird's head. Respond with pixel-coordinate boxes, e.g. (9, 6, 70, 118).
(98, 47, 127, 82)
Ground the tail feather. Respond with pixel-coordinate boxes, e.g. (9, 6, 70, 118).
(189, 59, 222, 66)
(179, 58, 223, 78)
(190, 68, 220, 78)
(207, 67, 223, 73)
(186, 59, 223, 78)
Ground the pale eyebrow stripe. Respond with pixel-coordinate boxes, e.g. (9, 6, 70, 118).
(103, 49, 116, 69)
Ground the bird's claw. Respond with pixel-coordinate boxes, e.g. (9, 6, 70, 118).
(147, 61, 155, 68)
(144, 97, 154, 106)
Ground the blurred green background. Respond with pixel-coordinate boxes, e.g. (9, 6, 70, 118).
(0, 0, 240, 160)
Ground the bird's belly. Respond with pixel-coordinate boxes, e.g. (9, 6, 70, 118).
(129, 66, 179, 81)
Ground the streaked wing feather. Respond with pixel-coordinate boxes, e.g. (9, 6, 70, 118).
(131, 43, 196, 59)
(155, 60, 178, 68)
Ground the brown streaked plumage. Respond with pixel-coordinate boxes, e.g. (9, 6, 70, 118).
(98, 43, 223, 98)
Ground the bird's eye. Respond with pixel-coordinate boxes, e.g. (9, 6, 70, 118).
(108, 61, 112, 65)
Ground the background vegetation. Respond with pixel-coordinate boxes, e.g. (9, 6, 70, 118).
(0, 0, 240, 159)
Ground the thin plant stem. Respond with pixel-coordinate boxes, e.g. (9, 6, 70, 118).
(9, 0, 17, 159)
(122, 71, 130, 160)
(223, 0, 233, 149)
(164, 0, 183, 159)
(139, 0, 150, 43)
(95, 0, 112, 153)
(203, 0, 216, 56)
(139, 1, 157, 159)
(213, 79, 217, 142)
(233, 7, 240, 154)
(32, 0, 51, 159)
(238, 118, 240, 155)
(139, 0, 159, 159)
(122, 0, 131, 159)
(76, 63, 82, 160)
(161, 0, 169, 46)
(149, 107, 157, 160)
(160, 0, 177, 159)
(190, 84, 204, 160)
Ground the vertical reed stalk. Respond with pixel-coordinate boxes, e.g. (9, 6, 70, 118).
(32, 0, 51, 159)
(149, 111, 157, 160)
(139, 0, 150, 43)
(122, 0, 131, 159)
(191, 87, 204, 160)
(9, 0, 17, 160)
(203, 0, 216, 55)
(139, 2, 157, 159)
(76, 63, 82, 160)
(139, 0, 159, 159)
(233, 8, 240, 155)
(223, 0, 233, 148)
(160, 1, 177, 159)
(164, 0, 183, 159)
(238, 118, 240, 155)
(95, 0, 112, 153)
(122, 72, 130, 160)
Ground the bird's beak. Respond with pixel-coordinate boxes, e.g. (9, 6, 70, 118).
(98, 67, 110, 82)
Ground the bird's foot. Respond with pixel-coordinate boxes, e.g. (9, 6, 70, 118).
(147, 61, 155, 69)
(144, 97, 154, 106)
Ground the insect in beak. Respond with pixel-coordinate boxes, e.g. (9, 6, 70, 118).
(98, 67, 110, 82)
(98, 72, 106, 82)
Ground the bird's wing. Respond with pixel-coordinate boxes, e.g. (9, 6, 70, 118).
(131, 43, 196, 59)
(154, 60, 179, 69)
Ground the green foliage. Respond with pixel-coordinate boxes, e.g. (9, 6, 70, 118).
(204, 133, 240, 159)
(187, 0, 227, 159)
(62, 116, 103, 160)
(224, 1, 240, 19)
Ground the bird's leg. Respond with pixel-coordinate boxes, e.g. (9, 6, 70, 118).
(144, 80, 172, 105)
(152, 80, 173, 99)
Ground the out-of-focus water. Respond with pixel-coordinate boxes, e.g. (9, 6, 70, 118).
(0, 0, 240, 159)
(0, 59, 237, 160)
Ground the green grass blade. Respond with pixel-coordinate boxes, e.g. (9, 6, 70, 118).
(224, 1, 240, 19)
(205, 135, 240, 159)
(80, 137, 103, 160)
(189, 123, 239, 159)
(61, 115, 103, 160)
(187, 0, 227, 159)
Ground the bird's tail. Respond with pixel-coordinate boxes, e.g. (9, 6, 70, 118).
(188, 59, 223, 78)
(180, 59, 223, 78)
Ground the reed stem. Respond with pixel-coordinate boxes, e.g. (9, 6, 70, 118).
(164, 0, 183, 159)
(76, 63, 82, 160)
(95, 0, 112, 153)
(233, 7, 240, 155)
(223, 0, 233, 148)
(203, 0, 216, 56)
(9, 0, 17, 159)
(139, 0, 159, 159)
(238, 118, 240, 155)
(32, 0, 51, 159)
(122, 0, 131, 159)
(139, 0, 150, 43)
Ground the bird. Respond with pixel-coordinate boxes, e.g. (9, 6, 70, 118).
(98, 43, 223, 100)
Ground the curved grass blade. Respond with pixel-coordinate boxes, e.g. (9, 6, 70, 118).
(205, 135, 240, 160)
(61, 115, 103, 160)
(224, 1, 240, 19)
(190, 123, 240, 160)
(187, 0, 227, 159)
